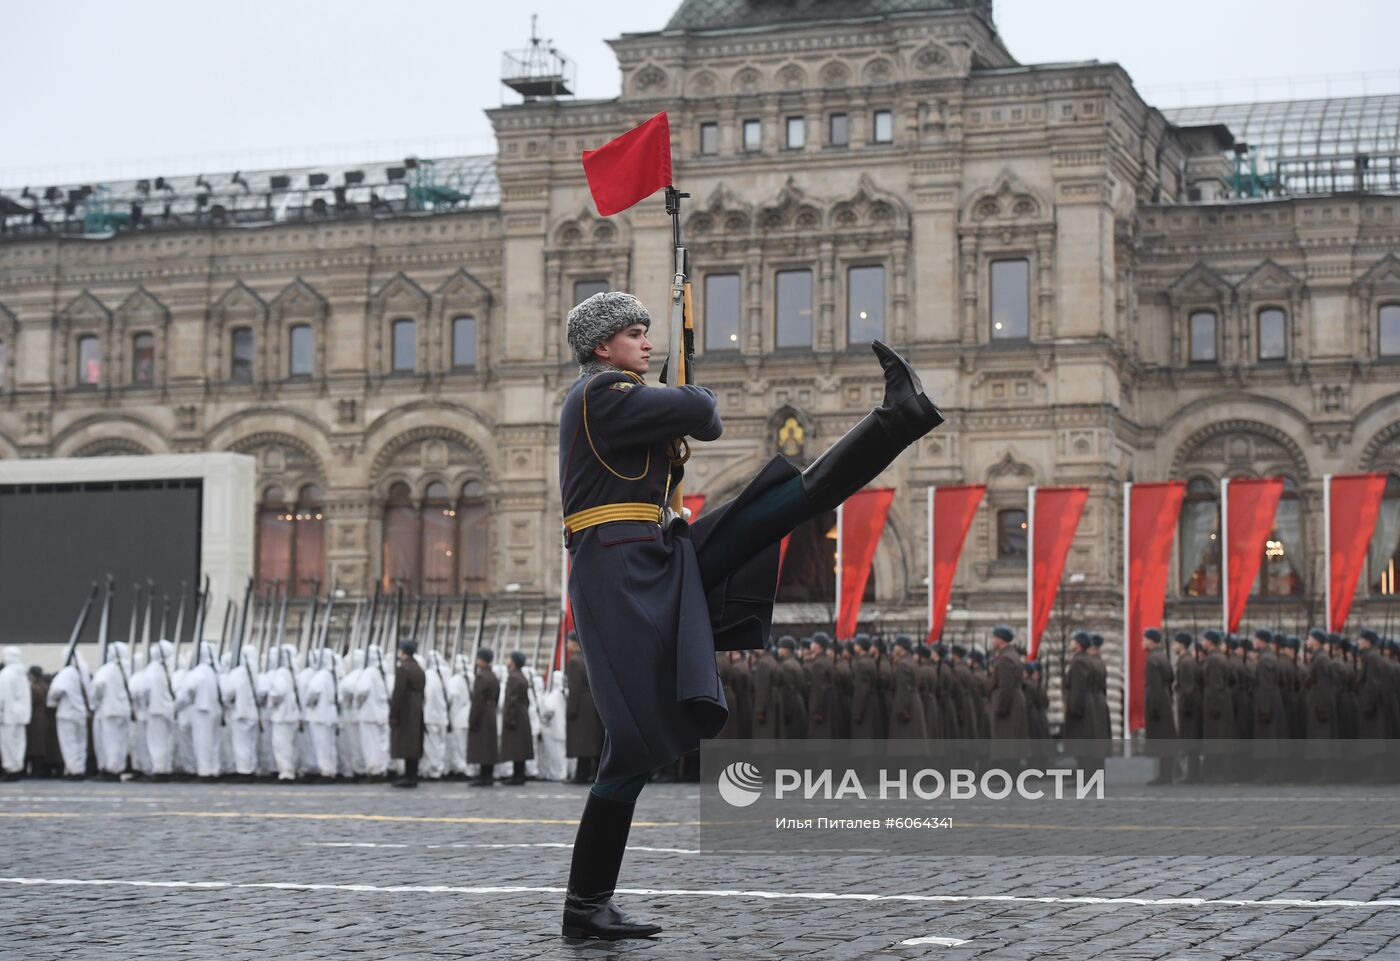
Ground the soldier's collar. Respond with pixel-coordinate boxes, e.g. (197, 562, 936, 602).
(578, 360, 645, 382)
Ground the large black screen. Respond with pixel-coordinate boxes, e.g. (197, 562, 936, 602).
(0, 479, 202, 648)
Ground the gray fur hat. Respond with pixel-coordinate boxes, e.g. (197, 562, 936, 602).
(566, 291, 651, 367)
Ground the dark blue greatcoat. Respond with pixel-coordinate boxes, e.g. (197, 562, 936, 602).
(559, 367, 795, 781)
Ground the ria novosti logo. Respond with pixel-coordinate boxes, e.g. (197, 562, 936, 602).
(717, 761, 764, 807)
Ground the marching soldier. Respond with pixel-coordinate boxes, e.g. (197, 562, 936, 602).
(986, 627, 1028, 761)
(714, 652, 738, 739)
(1142, 628, 1175, 785)
(849, 637, 881, 739)
(831, 641, 853, 740)
(873, 638, 894, 739)
(750, 645, 783, 739)
(499, 651, 535, 786)
(775, 637, 808, 740)
(968, 649, 990, 739)
(564, 634, 603, 783)
(1088, 634, 1111, 742)
(467, 648, 499, 787)
(916, 644, 943, 743)
(1250, 629, 1288, 782)
(388, 641, 426, 789)
(934, 644, 961, 742)
(1172, 632, 1202, 782)
(887, 636, 927, 740)
(1023, 659, 1050, 743)
(727, 650, 753, 740)
(1063, 632, 1098, 764)
(1199, 629, 1236, 780)
(805, 635, 834, 739)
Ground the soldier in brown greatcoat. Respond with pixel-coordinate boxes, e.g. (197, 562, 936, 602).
(849, 636, 881, 740)
(750, 645, 783, 739)
(1062, 632, 1098, 756)
(1142, 629, 1175, 785)
(805, 635, 835, 739)
(831, 641, 853, 740)
(873, 637, 894, 739)
(887, 637, 927, 740)
(1199, 630, 1236, 780)
(986, 626, 1028, 763)
(466, 648, 500, 787)
(564, 634, 604, 783)
(775, 637, 808, 740)
(500, 651, 536, 785)
(388, 641, 426, 789)
(728, 650, 753, 740)
(1172, 632, 1202, 782)
(1250, 629, 1289, 781)
(916, 644, 943, 744)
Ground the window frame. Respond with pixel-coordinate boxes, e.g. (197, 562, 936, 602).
(390, 318, 416, 373)
(287, 323, 314, 378)
(774, 268, 815, 350)
(741, 118, 761, 153)
(1380, 302, 1400, 358)
(130, 331, 156, 386)
(845, 263, 886, 346)
(1188, 309, 1219, 364)
(699, 121, 719, 156)
(75, 334, 102, 387)
(785, 116, 806, 150)
(1256, 306, 1287, 362)
(450, 315, 478, 370)
(872, 109, 894, 144)
(988, 258, 1031, 342)
(996, 508, 1028, 561)
(828, 112, 849, 148)
(572, 278, 609, 307)
(229, 326, 254, 384)
(702, 272, 742, 353)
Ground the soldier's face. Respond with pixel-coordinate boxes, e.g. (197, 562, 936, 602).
(594, 323, 652, 375)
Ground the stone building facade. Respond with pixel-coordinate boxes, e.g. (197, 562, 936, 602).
(2, 0, 1399, 694)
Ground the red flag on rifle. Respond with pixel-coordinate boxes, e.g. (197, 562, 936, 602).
(581, 112, 673, 217)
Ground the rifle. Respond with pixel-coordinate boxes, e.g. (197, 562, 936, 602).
(423, 595, 441, 653)
(115, 582, 138, 722)
(97, 574, 114, 667)
(315, 584, 337, 654)
(473, 597, 490, 656)
(660, 183, 694, 519)
(233, 577, 254, 655)
(450, 590, 469, 665)
(532, 599, 548, 674)
(429, 602, 453, 733)
(61, 582, 99, 670)
(158, 594, 170, 644)
(169, 581, 188, 670)
(242, 638, 264, 735)
(362, 582, 382, 665)
(216, 596, 232, 667)
(409, 594, 424, 646)
(128, 580, 143, 660)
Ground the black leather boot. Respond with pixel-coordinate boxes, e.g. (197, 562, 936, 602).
(561, 793, 661, 941)
(801, 340, 944, 515)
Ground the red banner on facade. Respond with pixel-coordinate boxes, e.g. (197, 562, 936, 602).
(683, 494, 706, 520)
(1126, 482, 1185, 733)
(1029, 487, 1089, 659)
(926, 485, 985, 644)
(1329, 473, 1388, 632)
(1224, 477, 1284, 633)
(836, 488, 895, 640)
(581, 112, 673, 217)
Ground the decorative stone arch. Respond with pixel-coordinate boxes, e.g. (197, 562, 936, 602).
(1168, 418, 1312, 482)
(208, 281, 268, 383)
(731, 66, 763, 96)
(911, 42, 954, 76)
(371, 272, 430, 376)
(1236, 259, 1304, 363)
(113, 286, 171, 389)
(544, 205, 632, 365)
(686, 184, 754, 240)
(1361, 420, 1400, 473)
(686, 69, 719, 98)
(767, 403, 817, 464)
(0, 302, 16, 392)
(51, 412, 168, 458)
(860, 56, 896, 86)
(757, 179, 824, 234)
(958, 172, 1056, 346)
(818, 60, 851, 89)
(775, 61, 807, 91)
(73, 437, 152, 457)
(1354, 254, 1400, 358)
(205, 408, 335, 490)
(629, 63, 669, 98)
(228, 430, 327, 493)
(269, 277, 329, 381)
(1167, 262, 1236, 366)
(435, 268, 495, 374)
(830, 175, 911, 233)
(55, 290, 111, 389)
(977, 450, 1037, 577)
(829, 176, 914, 346)
(369, 425, 493, 485)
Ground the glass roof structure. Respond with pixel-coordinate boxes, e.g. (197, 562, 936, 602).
(0, 154, 498, 241)
(1164, 94, 1400, 196)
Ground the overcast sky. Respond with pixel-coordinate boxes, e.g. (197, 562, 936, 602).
(3, 0, 1397, 187)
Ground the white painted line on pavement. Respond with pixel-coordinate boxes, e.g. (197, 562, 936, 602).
(3, 876, 1399, 910)
(900, 936, 971, 946)
(303, 840, 702, 854)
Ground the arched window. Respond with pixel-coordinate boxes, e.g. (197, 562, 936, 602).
(1380, 304, 1400, 357)
(1180, 477, 1220, 596)
(1370, 473, 1400, 595)
(131, 333, 155, 385)
(1189, 310, 1217, 363)
(382, 481, 418, 591)
(1257, 477, 1303, 596)
(457, 481, 489, 593)
(391, 319, 415, 372)
(451, 316, 477, 369)
(288, 324, 313, 377)
(775, 509, 875, 605)
(256, 484, 324, 596)
(76, 334, 101, 386)
(421, 481, 455, 595)
(230, 327, 254, 382)
(256, 486, 292, 590)
(292, 484, 325, 596)
(1257, 307, 1287, 361)
(997, 508, 1027, 560)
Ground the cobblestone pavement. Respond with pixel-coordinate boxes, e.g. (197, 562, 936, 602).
(2, 779, 1399, 960)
